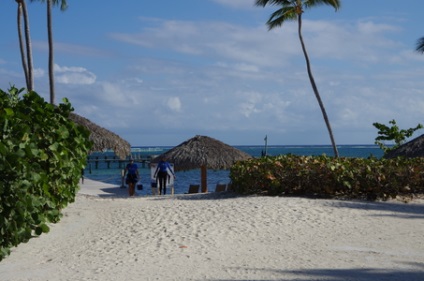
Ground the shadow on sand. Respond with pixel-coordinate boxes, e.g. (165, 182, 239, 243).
(217, 262, 424, 281)
(327, 199, 424, 219)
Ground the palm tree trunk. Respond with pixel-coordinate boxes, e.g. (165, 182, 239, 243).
(16, 1, 29, 89)
(297, 13, 339, 158)
(47, 0, 55, 104)
(22, 0, 33, 90)
(20, 0, 34, 91)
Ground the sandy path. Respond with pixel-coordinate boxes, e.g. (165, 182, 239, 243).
(1, 182, 423, 280)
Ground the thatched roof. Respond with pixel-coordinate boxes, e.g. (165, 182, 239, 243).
(384, 134, 424, 159)
(69, 113, 131, 159)
(152, 135, 252, 171)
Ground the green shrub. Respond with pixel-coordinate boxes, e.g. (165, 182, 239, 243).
(373, 119, 423, 153)
(230, 154, 424, 200)
(0, 87, 92, 261)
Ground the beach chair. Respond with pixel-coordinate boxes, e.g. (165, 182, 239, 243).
(215, 183, 226, 192)
(187, 184, 200, 194)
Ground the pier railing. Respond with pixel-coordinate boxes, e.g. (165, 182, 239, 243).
(85, 154, 159, 171)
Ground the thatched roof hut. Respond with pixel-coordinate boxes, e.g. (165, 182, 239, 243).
(152, 135, 252, 192)
(384, 134, 424, 159)
(69, 113, 131, 159)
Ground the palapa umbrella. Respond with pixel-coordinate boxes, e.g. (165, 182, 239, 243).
(69, 112, 131, 159)
(384, 134, 424, 159)
(152, 135, 252, 192)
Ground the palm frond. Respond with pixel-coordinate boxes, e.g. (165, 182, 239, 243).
(255, 0, 293, 7)
(30, 0, 68, 11)
(304, 0, 341, 11)
(416, 37, 424, 54)
(267, 7, 297, 30)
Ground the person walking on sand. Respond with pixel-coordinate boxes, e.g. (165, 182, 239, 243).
(124, 159, 140, 197)
(154, 157, 176, 195)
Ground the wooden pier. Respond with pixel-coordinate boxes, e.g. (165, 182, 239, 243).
(85, 154, 158, 170)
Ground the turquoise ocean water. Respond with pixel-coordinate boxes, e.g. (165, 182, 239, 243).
(84, 145, 384, 195)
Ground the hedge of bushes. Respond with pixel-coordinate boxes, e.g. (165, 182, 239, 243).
(230, 154, 424, 200)
(0, 87, 92, 261)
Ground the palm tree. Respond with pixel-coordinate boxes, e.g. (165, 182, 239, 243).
(15, 0, 34, 91)
(30, 0, 68, 105)
(416, 37, 424, 54)
(255, 0, 341, 158)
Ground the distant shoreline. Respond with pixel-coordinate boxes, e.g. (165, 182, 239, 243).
(131, 144, 383, 148)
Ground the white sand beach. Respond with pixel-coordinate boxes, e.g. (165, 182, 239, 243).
(1, 178, 424, 281)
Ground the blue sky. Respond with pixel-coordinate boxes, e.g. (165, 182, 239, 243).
(1, 0, 424, 146)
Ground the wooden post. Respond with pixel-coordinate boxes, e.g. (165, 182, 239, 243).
(201, 165, 207, 193)
(121, 169, 125, 188)
(264, 135, 268, 156)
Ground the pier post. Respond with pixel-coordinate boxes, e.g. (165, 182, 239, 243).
(121, 169, 125, 188)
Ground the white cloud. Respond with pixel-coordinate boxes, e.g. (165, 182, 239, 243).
(210, 0, 256, 9)
(101, 82, 127, 104)
(54, 64, 96, 85)
(110, 16, 410, 75)
(55, 42, 113, 57)
(167, 97, 182, 112)
(33, 68, 45, 78)
(111, 19, 292, 68)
